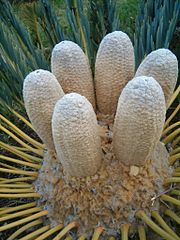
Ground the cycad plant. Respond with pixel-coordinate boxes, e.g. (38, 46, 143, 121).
(0, 0, 180, 239)
(0, 33, 180, 240)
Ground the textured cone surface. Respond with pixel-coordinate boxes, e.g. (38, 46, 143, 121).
(94, 31, 134, 115)
(135, 48, 178, 106)
(52, 93, 102, 177)
(113, 76, 166, 166)
(51, 41, 96, 109)
(23, 69, 64, 150)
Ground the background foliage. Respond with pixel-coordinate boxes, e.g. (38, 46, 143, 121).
(0, 0, 179, 121)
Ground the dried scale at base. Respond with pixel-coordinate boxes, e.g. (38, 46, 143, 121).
(35, 139, 170, 235)
(20, 30, 179, 236)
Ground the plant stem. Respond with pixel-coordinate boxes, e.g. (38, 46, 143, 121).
(164, 209, 180, 224)
(169, 153, 180, 165)
(52, 222, 78, 240)
(0, 207, 41, 222)
(0, 183, 31, 188)
(162, 121, 180, 137)
(165, 177, 180, 183)
(7, 219, 43, 240)
(0, 114, 43, 149)
(0, 176, 35, 184)
(19, 225, 50, 240)
(0, 210, 48, 232)
(0, 155, 41, 169)
(172, 136, 180, 148)
(0, 167, 38, 177)
(151, 211, 179, 240)
(11, 110, 35, 130)
(0, 141, 42, 163)
(170, 147, 180, 155)
(35, 224, 64, 240)
(160, 194, 180, 206)
(136, 210, 176, 240)
(91, 227, 105, 240)
(167, 85, 180, 109)
(170, 190, 180, 196)
(77, 235, 86, 240)
(138, 225, 146, 240)
(121, 224, 130, 240)
(164, 104, 180, 129)
(0, 202, 36, 215)
(0, 192, 40, 198)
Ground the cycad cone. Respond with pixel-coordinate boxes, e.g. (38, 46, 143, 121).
(135, 48, 178, 107)
(22, 31, 178, 235)
(52, 93, 102, 177)
(95, 31, 134, 114)
(23, 70, 64, 151)
(51, 41, 96, 109)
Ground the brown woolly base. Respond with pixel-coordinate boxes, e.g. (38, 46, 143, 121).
(34, 115, 171, 236)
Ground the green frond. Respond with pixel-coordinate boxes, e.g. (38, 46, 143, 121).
(36, 0, 65, 48)
(88, 0, 120, 70)
(0, 0, 48, 119)
(14, 2, 43, 47)
(0, 0, 48, 68)
(66, 0, 120, 71)
(66, 0, 91, 58)
(134, 0, 180, 69)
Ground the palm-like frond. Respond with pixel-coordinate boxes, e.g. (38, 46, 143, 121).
(36, 0, 65, 48)
(0, 0, 48, 119)
(89, 0, 120, 41)
(0, 0, 47, 68)
(66, 0, 92, 63)
(134, 0, 180, 69)
(88, 0, 120, 70)
(66, 0, 120, 71)
(14, 1, 43, 48)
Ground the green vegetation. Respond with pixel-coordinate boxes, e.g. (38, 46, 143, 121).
(118, 0, 139, 39)
(1, 0, 179, 121)
(49, 0, 139, 39)
(0, 0, 48, 119)
(0, 1, 179, 240)
(134, 0, 180, 69)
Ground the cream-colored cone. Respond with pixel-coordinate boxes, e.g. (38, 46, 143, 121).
(51, 41, 96, 109)
(52, 93, 102, 177)
(113, 76, 166, 166)
(135, 48, 178, 107)
(95, 31, 134, 115)
(23, 69, 64, 150)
